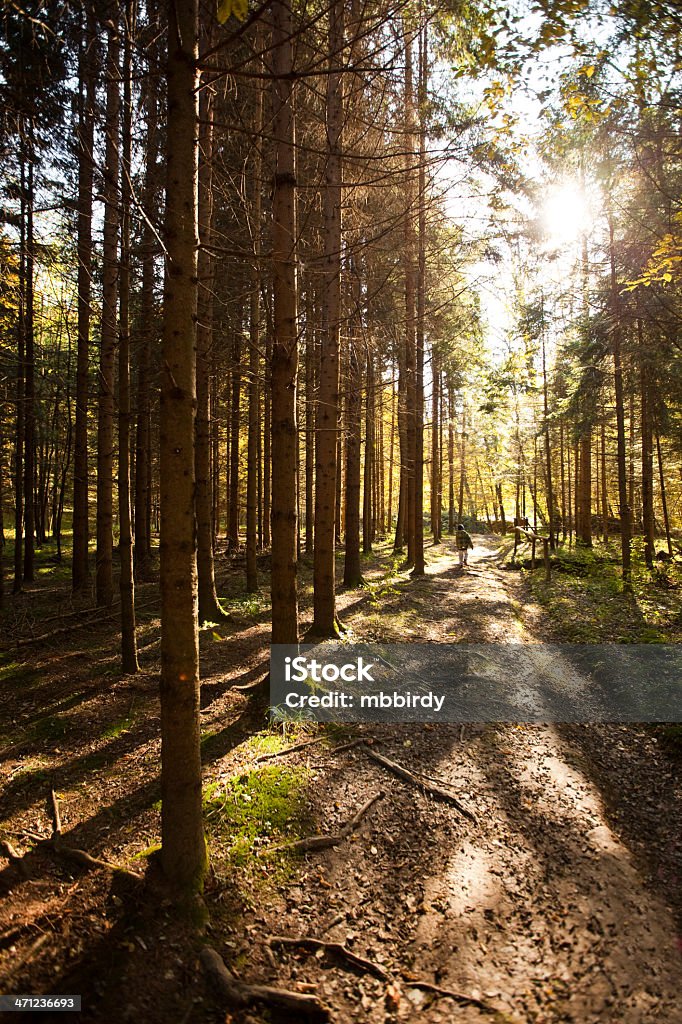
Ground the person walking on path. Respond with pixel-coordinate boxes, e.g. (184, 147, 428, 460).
(455, 523, 474, 566)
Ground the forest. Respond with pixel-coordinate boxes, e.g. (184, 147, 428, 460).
(1, 0, 681, 1021)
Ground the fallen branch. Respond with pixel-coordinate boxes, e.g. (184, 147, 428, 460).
(403, 978, 502, 1016)
(255, 735, 328, 763)
(256, 735, 362, 764)
(327, 738, 364, 756)
(266, 791, 384, 854)
(3, 595, 161, 652)
(358, 745, 477, 824)
(201, 946, 330, 1021)
(268, 934, 389, 981)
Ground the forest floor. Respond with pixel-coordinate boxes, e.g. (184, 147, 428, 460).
(1, 535, 681, 1023)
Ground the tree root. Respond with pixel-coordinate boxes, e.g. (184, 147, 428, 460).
(0, 839, 31, 878)
(200, 945, 330, 1021)
(358, 745, 477, 823)
(403, 978, 504, 1016)
(268, 934, 389, 980)
(265, 791, 384, 854)
(47, 789, 143, 881)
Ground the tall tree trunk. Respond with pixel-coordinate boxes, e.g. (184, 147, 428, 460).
(270, 0, 299, 644)
(246, 35, 264, 592)
(303, 287, 314, 555)
(23, 136, 35, 581)
(343, 327, 362, 587)
(601, 421, 608, 545)
(431, 349, 440, 542)
(387, 367, 395, 534)
(196, 70, 224, 620)
(134, 75, 158, 580)
(608, 207, 632, 589)
(263, 324, 272, 549)
(363, 347, 374, 555)
(412, 20, 427, 575)
(578, 431, 592, 545)
(496, 482, 506, 535)
(655, 429, 673, 557)
(159, 0, 207, 898)
(403, 26, 417, 567)
(13, 166, 25, 594)
(541, 328, 555, 550)
(227, 326, 242, 554)
(96, 22, 120, 608)
(639, 319, 654, 568)
(559, 418, 566, 541)
(72, 2, 96, 592)
(458, 402, 466, 525)
(447, 394, 454, 532)
(312, 0, 343, 635)
(118, 0, 138, 673)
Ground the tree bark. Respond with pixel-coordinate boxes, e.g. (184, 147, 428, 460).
(270, 0, 300, 644)
(343, 327, 362, 588)
(96, 22, 120, 608)
(403, 26, 417, 566)
(412, 21, 427, 575)
(118, 0, 139, 673)
(227, 326, 242, 554)
(134, 70, 158, 580)
(246, 32, 264, 592)
(311, 0, 343, 635)
(608, 206, 632, 589)
(72, 2, 96, 592)
(196, 69, 224, 621)
(159, 0, 207, 898)
(639, 319, 654, 567)
(23, 135, 36, 582)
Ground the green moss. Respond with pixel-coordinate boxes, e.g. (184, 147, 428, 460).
(203, 764, 311, 882)
(132, 842, 162, 860)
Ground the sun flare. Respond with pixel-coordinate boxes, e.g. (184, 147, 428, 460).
(541, 182, 593, 247)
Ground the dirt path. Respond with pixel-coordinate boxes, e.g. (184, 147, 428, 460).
(246, 536, 682, 1023)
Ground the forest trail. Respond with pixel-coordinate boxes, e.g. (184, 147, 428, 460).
(251, 536, 682, 1024)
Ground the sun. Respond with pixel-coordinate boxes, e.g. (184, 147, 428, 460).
(541, 182, 593, 247)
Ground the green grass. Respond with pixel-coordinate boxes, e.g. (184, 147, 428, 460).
(527, 540, 680, 643)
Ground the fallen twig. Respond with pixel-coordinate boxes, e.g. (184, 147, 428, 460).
(403, 978, 502, 1015)
(255, 734, 327, 762)
(358, 745, 477, 824)
(265, 791, 384, 854)
(201, 945, 330, 1021)
(268, 934, 389, 980)
(256, 735, 362, 764)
